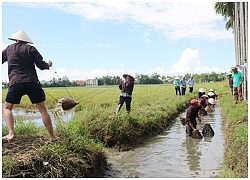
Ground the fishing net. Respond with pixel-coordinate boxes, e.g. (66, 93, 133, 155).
(54, 97, 78, 119)
(191, 129, 203, 139)
(59, 96, 79, 110)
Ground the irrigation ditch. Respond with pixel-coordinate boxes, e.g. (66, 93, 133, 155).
(2, 102, 225, 178)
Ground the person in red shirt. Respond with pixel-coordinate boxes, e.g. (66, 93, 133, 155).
(185, 99, 201, 136)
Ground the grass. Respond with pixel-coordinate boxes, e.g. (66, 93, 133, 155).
(218, 91, 248, 178)
(2, 81, 248, 177)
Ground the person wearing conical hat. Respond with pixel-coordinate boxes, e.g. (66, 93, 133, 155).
(198, 94, 209, 115)
(174, 77, 181, 96)
(231, 66, 244, 104)
(116, 73, 135, 114)
(207, 91, 218, 105)
(2, 30, 58, 141)
(205, 98, 216, 113)
(198, 88, 206, 98)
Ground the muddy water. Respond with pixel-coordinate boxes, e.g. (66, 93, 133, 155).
(104, 104, 225, 178)
(2, 104, 225, 178)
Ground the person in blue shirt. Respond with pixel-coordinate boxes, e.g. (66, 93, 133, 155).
(180, 76, 187, 95)
(187, 76, 194, 93)
(174, 77, 181, 96)
(231, 66, 244, 104)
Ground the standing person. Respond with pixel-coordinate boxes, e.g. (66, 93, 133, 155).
(236, 58, 247, 99)
(231, 66, 244, 104)
(228, 73, 234, 95)
(2, 30, 58, 141)
(185, 99, 201, 137)
(187, 76, 194, 93)
(174, 77, 181, 96)
(236, 58, 247, 71)
(116, 73, 135, 114)
(180, 76, 187, 96)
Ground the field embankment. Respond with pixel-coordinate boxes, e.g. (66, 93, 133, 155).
(2, 82, 248, 177)
(218, 90, 248, 178)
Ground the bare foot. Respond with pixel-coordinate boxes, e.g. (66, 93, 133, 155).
(50, 136, 59, 142)
(2, 134, 14, 141)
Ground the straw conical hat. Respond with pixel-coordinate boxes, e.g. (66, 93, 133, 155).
(123, 73, 134, 79)
(8, 30, 33, 44)
(201, 94, 209, 98)
(208, 91, 215, 96)
(199, 88, 206, 93)
(208, 98, 216, 105)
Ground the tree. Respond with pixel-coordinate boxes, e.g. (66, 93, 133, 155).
(215, 2, 248, 100)
(214, 2, 235, 30)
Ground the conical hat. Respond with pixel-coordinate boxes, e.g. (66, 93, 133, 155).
(123, 73, 134, 79)
(208, 98, 216, 105)
(208, 91, 215, 96)
(201, 94, 209, 98)
(199, 88, 206, 93)
(8, 30, 33, 44)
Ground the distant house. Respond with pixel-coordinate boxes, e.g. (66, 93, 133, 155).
(86, 78, 98, 86)
(73, 80, 85, 86)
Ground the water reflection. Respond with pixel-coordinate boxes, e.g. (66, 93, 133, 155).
(185, 137, 202, 172)
(2, 107, 75, 128)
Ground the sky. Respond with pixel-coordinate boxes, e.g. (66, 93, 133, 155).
(2, 1, 236, 82)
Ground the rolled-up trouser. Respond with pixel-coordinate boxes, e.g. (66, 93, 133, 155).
(117, 96, 132, 113)
(233, 84, 242, 101)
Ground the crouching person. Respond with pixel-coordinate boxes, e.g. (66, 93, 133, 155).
(185, 99, 201, 136)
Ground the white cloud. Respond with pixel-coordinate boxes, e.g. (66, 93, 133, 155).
(37, 67, 126, 81)
(147, 48, 226, 77)
(16, 2, 233, 41)
(32, 47, 227, 81)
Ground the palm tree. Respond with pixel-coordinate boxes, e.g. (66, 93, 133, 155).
(214, 2, 248, 101)
(214, 2, 235, 30)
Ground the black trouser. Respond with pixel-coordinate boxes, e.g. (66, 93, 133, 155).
(189, 87, 193, 93)
(175, 86, 181, 95)
(117, 96, 132, 113)
(181, 87, 186, 95)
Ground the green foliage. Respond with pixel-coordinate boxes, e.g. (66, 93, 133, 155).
(219, 92, 248, 178)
